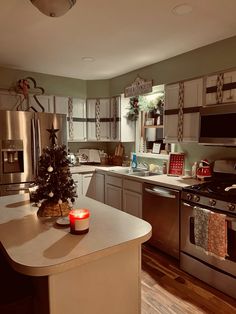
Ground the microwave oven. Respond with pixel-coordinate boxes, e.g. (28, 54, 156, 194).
(199, 103, 236, 146)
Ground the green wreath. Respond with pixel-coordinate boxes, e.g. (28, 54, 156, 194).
(127, 97, 139, 121)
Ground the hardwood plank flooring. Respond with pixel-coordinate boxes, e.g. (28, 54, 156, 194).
(141, 245, 236, 314)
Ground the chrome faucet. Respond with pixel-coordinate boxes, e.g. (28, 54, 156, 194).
(137, 162, 149, 171)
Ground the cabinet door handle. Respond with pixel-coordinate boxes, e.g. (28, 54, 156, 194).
(145, 187, 176, 199)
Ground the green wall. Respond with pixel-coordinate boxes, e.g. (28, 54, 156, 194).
(1, 36, 236, 166)
(0, 66, 87, 98)
(86, 80, 110, 98)
(110, 35, 236, 95)
(2, 35, 236, 99)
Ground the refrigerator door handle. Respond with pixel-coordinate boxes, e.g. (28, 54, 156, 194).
(32, 118, 37, 176)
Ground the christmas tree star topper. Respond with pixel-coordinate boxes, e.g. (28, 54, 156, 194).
(47, 124, 59, 146)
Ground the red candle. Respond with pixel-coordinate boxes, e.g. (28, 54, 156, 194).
(69, 209, 90, 234)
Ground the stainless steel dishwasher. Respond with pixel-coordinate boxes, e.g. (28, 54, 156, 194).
(143, 183, 180, 259)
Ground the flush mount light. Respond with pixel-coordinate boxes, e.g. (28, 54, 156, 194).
(81, 57, 95, 62)
(30, 0, 77, 17)
(172, 3, 193, 16)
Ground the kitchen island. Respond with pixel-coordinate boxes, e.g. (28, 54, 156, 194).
(0, 194, 151, 314)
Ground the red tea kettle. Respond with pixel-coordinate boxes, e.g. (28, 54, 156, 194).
(197, 159, 212, 180)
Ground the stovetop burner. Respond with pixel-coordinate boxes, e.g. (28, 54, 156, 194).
(184, 179, 236, 203)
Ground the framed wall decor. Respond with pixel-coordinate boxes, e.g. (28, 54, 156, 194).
(152, 143, 161, 154)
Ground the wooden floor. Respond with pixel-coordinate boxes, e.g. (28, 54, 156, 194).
(141, 245, 236, 314)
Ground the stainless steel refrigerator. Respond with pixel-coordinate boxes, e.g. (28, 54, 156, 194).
(0, 110, 67, 196)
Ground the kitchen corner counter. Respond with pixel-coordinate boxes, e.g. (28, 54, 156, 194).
(0, 193, 151, 314)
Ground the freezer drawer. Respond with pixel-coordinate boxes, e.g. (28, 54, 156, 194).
(143, 183, 180, 259)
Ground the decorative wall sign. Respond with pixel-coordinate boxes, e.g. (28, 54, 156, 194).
(124, 76, 153, 97)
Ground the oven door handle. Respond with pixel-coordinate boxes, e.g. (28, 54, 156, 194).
(145, 187, 176, 199)
(182, 202, 193, 207)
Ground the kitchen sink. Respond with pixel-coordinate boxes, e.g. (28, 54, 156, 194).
(129, 171, 158, 177)
(109, 168, 158, 177)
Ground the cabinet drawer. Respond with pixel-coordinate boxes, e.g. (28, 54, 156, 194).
(106, 175, 122, 187)
(123, 179, 142, 193)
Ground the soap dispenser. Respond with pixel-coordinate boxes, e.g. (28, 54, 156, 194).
(131, 153, 137, 169)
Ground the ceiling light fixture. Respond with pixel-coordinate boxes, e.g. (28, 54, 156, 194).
(172, 3, 193, 16)
(30, 0, 77, 17)
(82, 57, 95, 62)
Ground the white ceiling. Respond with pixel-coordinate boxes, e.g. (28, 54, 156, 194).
(1, 0, 236, 80)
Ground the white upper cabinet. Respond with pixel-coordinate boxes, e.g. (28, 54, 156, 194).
(87, 98, 110, 141)
(69, 98, 86, 142)
(119, 94, 135, 142)
(54, 96, 68, 115)
(206, 71, 236, 105)
(164, 78, 203, 143)
(165, 84, 179, 110)
(53, 95, 135, 143)
(0, 91, 23, 111)
(110, 96, 121, 141)
(29, 94, 54, 113)
(0, 91, 54, 113)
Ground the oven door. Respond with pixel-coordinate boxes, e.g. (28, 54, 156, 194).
(180, 201, 236, 277)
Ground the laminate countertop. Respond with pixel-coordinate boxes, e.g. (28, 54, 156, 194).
(69, 165, 199, 190)
(0, 194, 151, 277)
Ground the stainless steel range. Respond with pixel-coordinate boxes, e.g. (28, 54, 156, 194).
(180, 160, 236, 299)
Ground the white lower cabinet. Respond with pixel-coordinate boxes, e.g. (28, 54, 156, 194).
(83, 173, 96, 198)
(104, 173, 143, 216)
(123, 179, 142, 218)
(123, 190, 142, 218)
(72, 173, 95, 198)
(95, 173, 105, 203)
(105, 184, 122, 210)
(105, 174, 123, 210)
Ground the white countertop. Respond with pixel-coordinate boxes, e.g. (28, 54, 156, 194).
(69, 165, 99, 173)
(0, 194, 151, 277)
(95, 166, 200, 190)
(69, 165, 199, 190)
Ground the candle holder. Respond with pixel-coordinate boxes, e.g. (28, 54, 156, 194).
(69, 209, 90, 235)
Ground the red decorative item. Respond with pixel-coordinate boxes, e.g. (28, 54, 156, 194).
(197, 159, 212, 180)
(17, 79, 30, 97)
(69, 209, 90, 234)
(168, 153, 185, 176)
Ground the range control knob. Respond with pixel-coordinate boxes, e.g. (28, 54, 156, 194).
(228, 203, 235, 211)
(193, 195, 200, 202)
(209, 199, 216, 207)
(186, 193, 192, 201)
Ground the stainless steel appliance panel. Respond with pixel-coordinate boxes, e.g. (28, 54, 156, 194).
(199, 104, 236, 146)
(35, 112, 67, 156)
(180, 252, 236, 299)
(0, 111, 35, 184)
(143, 183, 180, 259)
(0, 111, 67, 195)
(180, 201, 236, 277)
(0, 183, 32, 196)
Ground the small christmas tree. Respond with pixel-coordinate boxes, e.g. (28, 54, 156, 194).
(33, 124, 77, 217)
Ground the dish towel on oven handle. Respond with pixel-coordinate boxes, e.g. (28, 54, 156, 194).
(193, 206, 209, 251)
(208, 211, 228, 259)
(193, 206, 228, 259)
